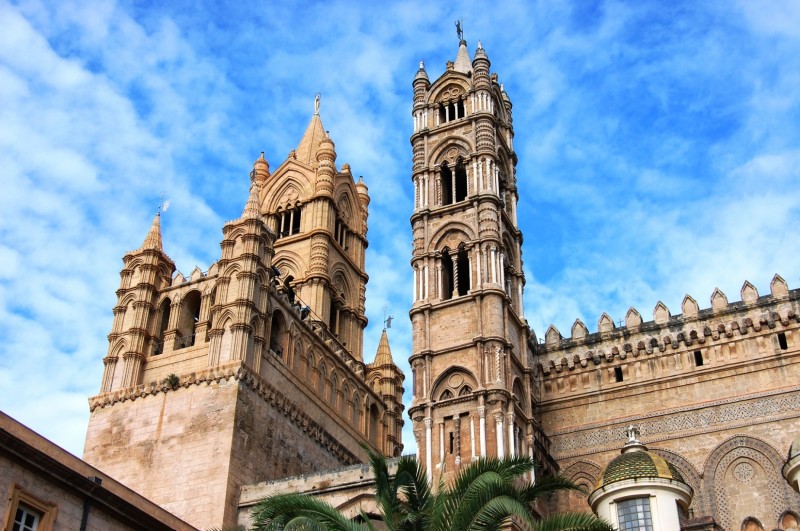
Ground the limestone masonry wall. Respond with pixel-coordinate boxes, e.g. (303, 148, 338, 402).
(537, 275, 800, 529)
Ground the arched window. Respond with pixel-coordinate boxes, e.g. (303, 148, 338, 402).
(154, 297, 171, 355)
(440, 160, 468, 206)
(351, 393, 360, 425)
(458, 385, 472, 397)
(456, 245, 469, 296)
(369, 403, 380, 444)
(440, 163, 454, 206)
(742, 517, 764, 531)
(441, 248, 454, 300)
(440, 389, 453, 400)
(329, 373, 338, 406)
(277, 206, 302, 238)
(317, 363, 327, 395)
(269, 311, 287, 358)
(329, 299, 341, 336)
(438, 98, 464, 123)
(176, 291, 201, 349)
(454, 160, 467, 202)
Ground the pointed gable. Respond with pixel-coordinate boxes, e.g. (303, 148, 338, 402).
(710, 288, 728, 310)
(682, 295, 699, 319)
(740, 280, 759, 304)
(626, 307, 643, 328)
(571, 319, 588, 340)
(771, 274, 789, 297)
(545, 324, 562, 346)
(598, 313, 615, 333)
(653, 302, 670, 324)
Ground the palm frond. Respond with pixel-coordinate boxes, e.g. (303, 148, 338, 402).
(251, 493, 366, 531)
(530, 512, 615, 531)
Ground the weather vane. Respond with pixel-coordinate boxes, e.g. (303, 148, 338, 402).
(157, 192, 170, 216)
(382, 305, 394, 330)
(455, 19, 464, 42)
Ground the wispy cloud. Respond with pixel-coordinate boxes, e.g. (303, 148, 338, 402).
(1, 0, 799, 460)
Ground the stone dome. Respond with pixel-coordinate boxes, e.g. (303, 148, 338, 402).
(597, 446, 685, 489)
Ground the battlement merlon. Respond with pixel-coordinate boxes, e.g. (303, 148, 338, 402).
(535, 274, 800, 375)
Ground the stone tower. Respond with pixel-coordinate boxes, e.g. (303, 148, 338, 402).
(407, 39, 551, 481)
(257, 105, 370, 361)
(84, 107, 400, 530)
(366, 329, 406, 456)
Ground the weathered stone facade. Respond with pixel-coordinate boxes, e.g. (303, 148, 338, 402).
(538, 279, 800, 529)
(406, 39, 800, 530)
(83, 111, 404, 530)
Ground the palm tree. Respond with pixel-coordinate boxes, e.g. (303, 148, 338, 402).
(251, 449, 613, 531)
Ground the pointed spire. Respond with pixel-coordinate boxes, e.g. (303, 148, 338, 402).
(454, 39, 472, 73)
(241, 180, 261, 220)
(414, 60, 429, 82)
(294, 111, 328, 165)
(140, 213, 163, 251)
(372, 329, 395, 366)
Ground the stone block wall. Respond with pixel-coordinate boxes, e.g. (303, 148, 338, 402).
(538, 280, 800, 529)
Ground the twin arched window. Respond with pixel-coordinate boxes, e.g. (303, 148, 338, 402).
(440, 161, 468, 205)
(441, 245, 470, 300)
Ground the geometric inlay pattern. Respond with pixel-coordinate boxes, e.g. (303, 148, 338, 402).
(551, 390, 800, 455)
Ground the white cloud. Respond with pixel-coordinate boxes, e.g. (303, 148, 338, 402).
(1, 0, 799, 464)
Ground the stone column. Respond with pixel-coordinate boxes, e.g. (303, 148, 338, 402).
(478, 406, 487, 457)
(495, 412, 505, 459)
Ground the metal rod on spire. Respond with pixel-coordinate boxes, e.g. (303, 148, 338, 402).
(157, 192, 170, 216)
(382, 305, 393, 330)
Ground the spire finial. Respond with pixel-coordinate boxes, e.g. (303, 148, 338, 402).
(241, 180, 261, 219)
(419, 60, 425, 70)
(455, 19, 464, 42)
(314, 93, 321, 115)
(382, 305, 394, 330)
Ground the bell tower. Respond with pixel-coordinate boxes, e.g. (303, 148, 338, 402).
(408, 37, 540, 480)
(257, 101, 370, 361)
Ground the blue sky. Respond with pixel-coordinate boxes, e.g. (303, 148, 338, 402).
(1, 0, 799, 458)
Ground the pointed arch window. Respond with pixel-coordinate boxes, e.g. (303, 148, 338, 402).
(441, 248, 454, 300)
(153, 297, 171, 355)
(441, 245, 470, 300)
(277, 206, 302, 238)
(438, 97, 465, 124)
(440, 161, 468, 206)
(176, 290, 201, 349)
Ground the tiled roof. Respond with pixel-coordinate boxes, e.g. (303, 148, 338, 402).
(598, 450, 685, 488)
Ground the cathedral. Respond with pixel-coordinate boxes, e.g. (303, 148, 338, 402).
(74, 38, 800, 531)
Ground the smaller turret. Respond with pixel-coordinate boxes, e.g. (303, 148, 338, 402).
(590, 426, 692, 531)
(367, 329, 405, 456)
(252, 152, 270, 183)
(101, 212, 175, 393)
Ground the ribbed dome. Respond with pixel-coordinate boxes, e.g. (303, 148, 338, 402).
(597, 447, 684, 488)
